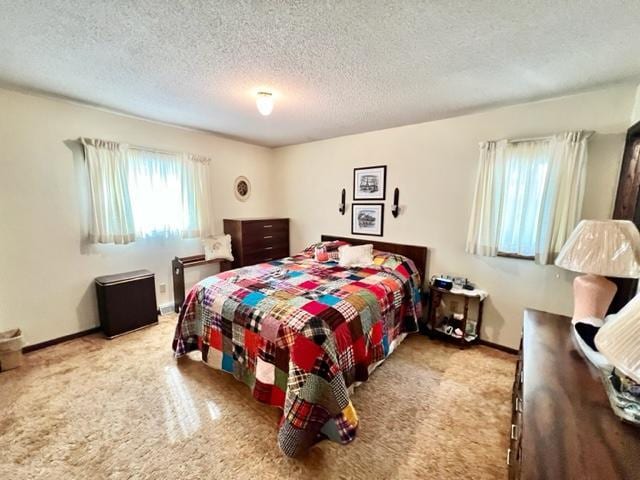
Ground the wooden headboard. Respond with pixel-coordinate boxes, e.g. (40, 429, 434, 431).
(321, 235, 428, 286)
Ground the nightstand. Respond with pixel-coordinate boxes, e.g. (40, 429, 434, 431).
(426, 285, 486, 346)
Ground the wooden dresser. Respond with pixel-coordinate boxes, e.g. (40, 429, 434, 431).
(510, 309, 640, 479)
(223, 218, 289, 268)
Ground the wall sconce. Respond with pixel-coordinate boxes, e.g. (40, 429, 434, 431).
(391, 187, 400, 217)
(339, 188, 346, 215)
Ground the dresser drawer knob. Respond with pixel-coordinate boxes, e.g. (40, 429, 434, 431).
(506, 448, 512, 466)
(510, 424, 518, 440)
(263, 224, 273, 228)
(264, 235, 273, 239)
(265, 246, 273, 250)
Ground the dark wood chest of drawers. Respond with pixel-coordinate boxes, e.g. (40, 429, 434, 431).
(509, 309, 640, 479)
(223, 218, 289, 268)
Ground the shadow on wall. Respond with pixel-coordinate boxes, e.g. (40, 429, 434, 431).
(474, 254, 521, 343)
(480, 299, 506, 344)
(64, 139, 96, 256)
(583, 132, 625, 220)
(75, 282, 99, 332)
(65, 139, 101, 331)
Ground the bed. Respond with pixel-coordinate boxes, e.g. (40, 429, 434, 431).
(172, 235, 428, 456)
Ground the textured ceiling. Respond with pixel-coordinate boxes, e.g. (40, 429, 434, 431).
(1, 1, 640, 147)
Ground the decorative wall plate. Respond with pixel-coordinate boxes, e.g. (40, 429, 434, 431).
(234, 176, 251, 201)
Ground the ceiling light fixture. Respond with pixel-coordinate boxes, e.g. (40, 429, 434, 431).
(256, 91, 274, 116)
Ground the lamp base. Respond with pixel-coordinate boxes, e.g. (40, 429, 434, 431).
(572, 274, 617, 323)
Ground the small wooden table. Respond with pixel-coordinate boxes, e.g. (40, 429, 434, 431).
(172, 255, 231, 313)
(426, 285, 486, 346)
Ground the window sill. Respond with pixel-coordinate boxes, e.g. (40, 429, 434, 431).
(497, 252, 535, 261)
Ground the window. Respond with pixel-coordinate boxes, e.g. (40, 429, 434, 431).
(466, 131, 590, 265)
(496, 140, 551, 258)
(81, 138, 212, 244)
(127, 149, 205, 239)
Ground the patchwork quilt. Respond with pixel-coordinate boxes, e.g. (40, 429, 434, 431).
(173, 249, 422, 456)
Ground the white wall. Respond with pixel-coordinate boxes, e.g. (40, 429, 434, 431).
(2, 83, 635, 350)
(0, 88, 276, 346)
(273, 84, 637, 349)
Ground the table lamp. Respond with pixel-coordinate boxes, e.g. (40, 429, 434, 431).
(596, 293, 640, 383)
(554, 219, 640, 322)
(595, 294, 640, 424)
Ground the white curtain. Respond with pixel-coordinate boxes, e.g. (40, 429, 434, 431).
(82, 138, 136, 244)
(466, 131, 590, 264)
(82, 139, 212, 244)
(535, 131, 589, 264)
(497, 139, 551, 257)
(465, 140, 507, 257)
(180, 153, 213, 239)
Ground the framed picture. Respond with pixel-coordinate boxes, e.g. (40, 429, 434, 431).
(353, 165, 386, 200)
(352, 203, 384, 237)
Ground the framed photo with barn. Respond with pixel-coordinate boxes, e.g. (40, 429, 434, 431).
(353, 165, 386, 200)
(352, 203, 384, 237)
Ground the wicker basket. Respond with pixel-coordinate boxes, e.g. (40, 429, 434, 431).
(0, 329, 24, 371)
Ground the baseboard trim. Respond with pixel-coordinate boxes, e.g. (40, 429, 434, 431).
(478, 338, 518, 355)
(22, 327, 101, 353)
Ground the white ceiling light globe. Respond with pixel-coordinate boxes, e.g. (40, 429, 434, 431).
(256, 92, 274, 116)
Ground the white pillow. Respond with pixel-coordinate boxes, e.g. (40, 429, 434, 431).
(338, 244, 374, 268)
(203, 234, 234, 261)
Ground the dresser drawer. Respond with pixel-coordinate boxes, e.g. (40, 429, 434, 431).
(242, 219, 289, 237)
(243, 246, 290, 265)
(244, 240, 288, 256)
(242, 229, 289, 251)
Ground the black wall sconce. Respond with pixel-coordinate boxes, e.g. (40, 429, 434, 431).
(339, 188, 346, 215)
(391, 187, 400, 217)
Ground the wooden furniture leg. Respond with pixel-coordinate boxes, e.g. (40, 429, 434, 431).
(429, 289, 443, 334)
(461, 296, 470, 347)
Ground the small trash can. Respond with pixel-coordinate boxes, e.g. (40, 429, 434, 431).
(0, 329, 24, 371)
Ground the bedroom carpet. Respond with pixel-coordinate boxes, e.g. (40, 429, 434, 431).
(0, 314, 516, 480)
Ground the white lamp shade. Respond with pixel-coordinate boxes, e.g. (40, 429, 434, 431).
(554, 220, 640, 278)
(596, 292, 640, 383)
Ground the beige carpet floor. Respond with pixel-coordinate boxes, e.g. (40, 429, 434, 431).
(0, 315, 515, 480)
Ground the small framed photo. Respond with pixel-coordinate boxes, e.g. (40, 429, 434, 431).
(352, 203, 384, 237)
(353, 165, 386, 200)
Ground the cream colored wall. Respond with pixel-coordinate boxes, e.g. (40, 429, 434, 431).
(1, 83, 635, 350)
(273, 84, 637, 349)
(0, 88, 276, 346)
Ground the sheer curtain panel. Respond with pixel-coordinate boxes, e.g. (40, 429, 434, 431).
(497, 139, 551, 257)
(535, 131, 590, 264)
(181, 153, 213, 239)
(81, 138, 136, 244)
(465, 140, 507, 257)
